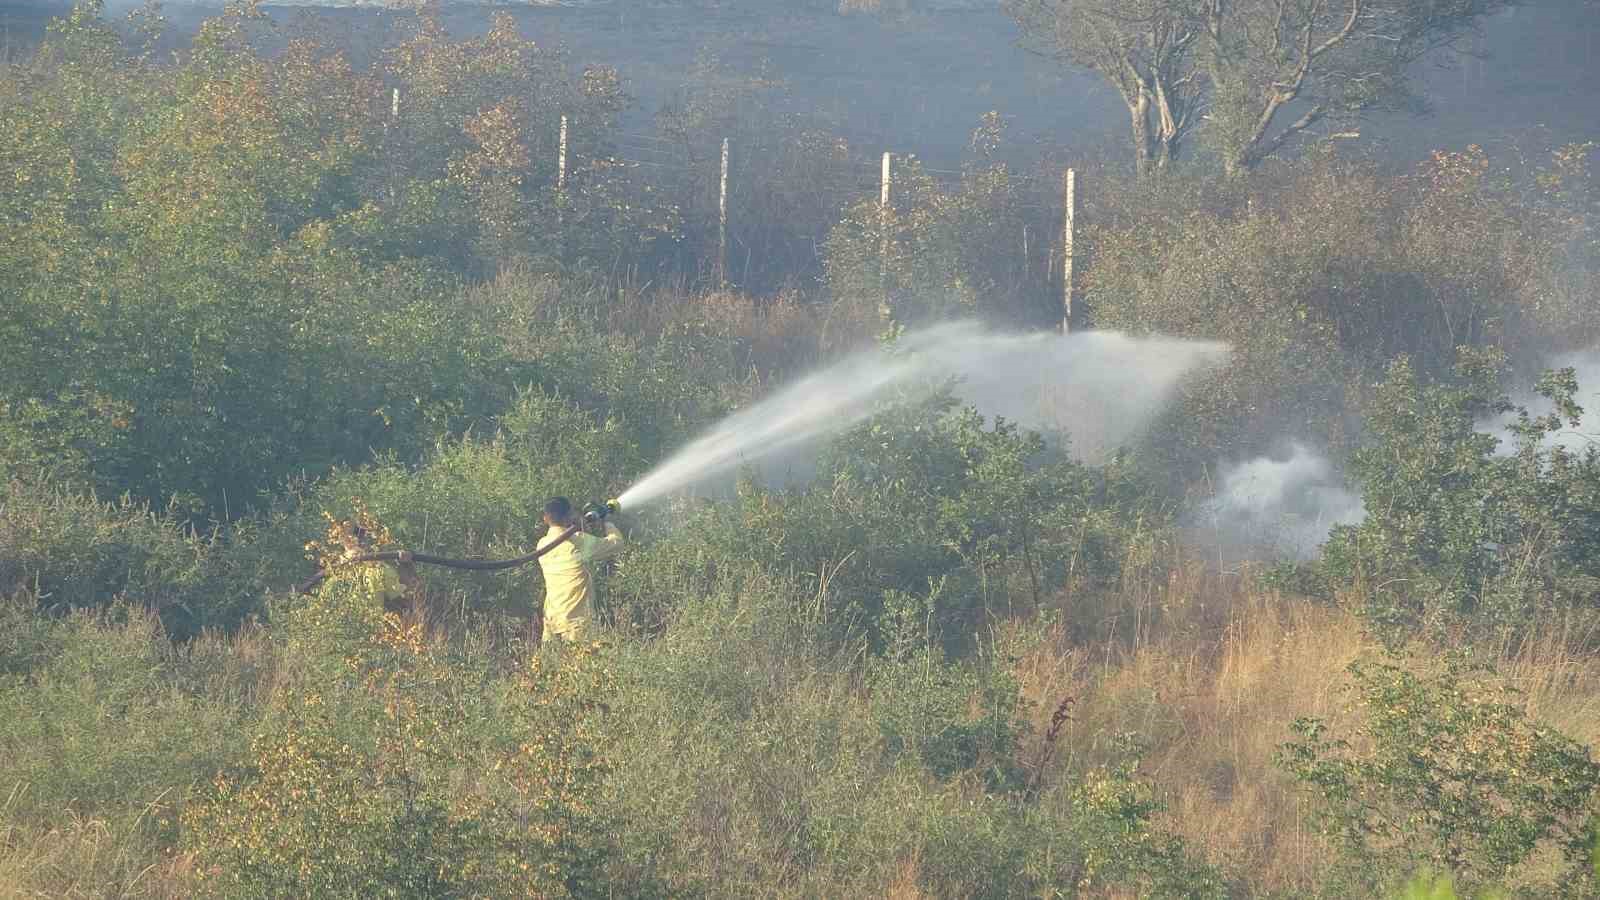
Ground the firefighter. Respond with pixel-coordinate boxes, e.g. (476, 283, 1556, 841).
(337, 524, 421, 616)
(534, 496, 624, 645)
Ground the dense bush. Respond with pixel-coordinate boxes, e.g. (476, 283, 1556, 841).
(1279, 654, 1600, 896)
(597, 566, 1226, 898)
(824, 138, 1058, 330)
(0, 479, 222, 631)
(186, 574, 624, 898)
(0, 3, 682, 515)
(604, 391, 1173, 650)
(0, 512, 1233, 898)
(0, 599, 254, 814)
(1086, 147, 1595, 474)
(5, 3, 1600, 897)
(1318, 351, 1600, 637)
(0, 595, 261, 894)
(0, 4, 524, 513)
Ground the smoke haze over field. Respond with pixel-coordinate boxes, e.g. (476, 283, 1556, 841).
(7, 2, 1597, 173)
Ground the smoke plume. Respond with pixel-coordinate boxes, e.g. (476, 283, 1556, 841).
(1487, 348, 1600, 455)
(1193, 443, 1365, 562)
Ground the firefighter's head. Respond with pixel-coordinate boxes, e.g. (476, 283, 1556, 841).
(542, 496, 575, 529)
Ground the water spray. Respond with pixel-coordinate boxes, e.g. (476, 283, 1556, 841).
(613, 321, 1230, 512)
(299, 321, 1228, 591)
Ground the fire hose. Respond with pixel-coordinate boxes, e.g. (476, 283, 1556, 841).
(295, 499, 620, 594)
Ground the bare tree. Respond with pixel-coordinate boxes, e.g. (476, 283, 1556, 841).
(1005, 0, 1205, 176)
(1006, 0, 1516, 176)
(1203, 0, 1514, 174)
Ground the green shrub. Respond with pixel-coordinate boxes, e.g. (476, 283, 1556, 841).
(0, 4, 680, 516)
(0, 595, 258, 873)
(602, 391, 1174, 652)
(1278, 654, 1600, 895)
(1085, 149, 1589, 475)
(0, 479, 218, 633)
(871, 587, 1026, 786)
(1319, 351, 1600, 636)
(1390, 871, 1508, 900)
(599, 564, 1225, 898)
(289, 388, 646, 623)
(1053, 733, 1233, 899)
(823, 145, 1052, 329)
(187, 575, 625, 898)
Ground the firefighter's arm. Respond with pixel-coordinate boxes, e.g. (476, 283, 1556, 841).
(394, 550, 421, 593)
(587, 522, 625, 564)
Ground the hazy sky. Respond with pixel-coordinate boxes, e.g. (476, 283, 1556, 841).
(4, 1, 1595, 169)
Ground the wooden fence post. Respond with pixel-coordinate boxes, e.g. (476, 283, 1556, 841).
(557, 114, 569, 194)
(718, 137, 730, 288)
(880, 151, 893, 322)
(1062, 167, 1076, 334)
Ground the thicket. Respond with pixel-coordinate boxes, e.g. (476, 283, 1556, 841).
(1311, 351, 1600, 639)
(1085, 143, 1598, 478)
(4, 2, 1600, 897)
(1280, 654, 1600, 896)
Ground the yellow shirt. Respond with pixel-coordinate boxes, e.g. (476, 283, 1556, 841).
(536, 522, 624, 639)
(339, 556, 404, 606)
(364, 564, 403, 604)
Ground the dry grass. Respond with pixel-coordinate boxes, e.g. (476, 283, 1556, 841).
(0, 611, 276, 900)
(0, 793, 191, 900)
(473, 264, 878, 382)
(1009, 566, 1600, 896)
(1150, 592, 1362, 893)
(602, 282, 879, 374)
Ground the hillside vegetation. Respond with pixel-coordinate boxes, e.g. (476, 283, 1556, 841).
(3, 2, 1600, 897)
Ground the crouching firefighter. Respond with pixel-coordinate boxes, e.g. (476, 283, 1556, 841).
(337, 523, 421, 616)
(535, 497, 624, 646)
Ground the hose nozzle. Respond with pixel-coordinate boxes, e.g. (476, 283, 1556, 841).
(582, 499, 621, 523)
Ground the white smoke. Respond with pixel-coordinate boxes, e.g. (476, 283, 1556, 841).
(1195, 349, 1600, 565)
(1193, 443, 1365, 562)
(617, 321, 1230, 511)
(1486, 348, 1600, 455)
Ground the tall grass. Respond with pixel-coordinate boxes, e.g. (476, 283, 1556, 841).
(4, 555, 1600, 896)
(0, 597, 274, 899)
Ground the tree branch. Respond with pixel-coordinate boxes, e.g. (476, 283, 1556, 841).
(1239, 0, 1356, 167)
(1119, 52, 1149, 106)
(1253, 103, 1327, 161)
(1271, 0, 1288, 58)
(1299, 0, 1320, 72)
(1309, 0, 1362, 60)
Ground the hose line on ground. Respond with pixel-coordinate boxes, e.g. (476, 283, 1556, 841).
(295, 523, 583, 594)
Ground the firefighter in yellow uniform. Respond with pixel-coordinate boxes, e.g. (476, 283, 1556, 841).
(535, 497, 624, 644)
(336, 524, 420, 615)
